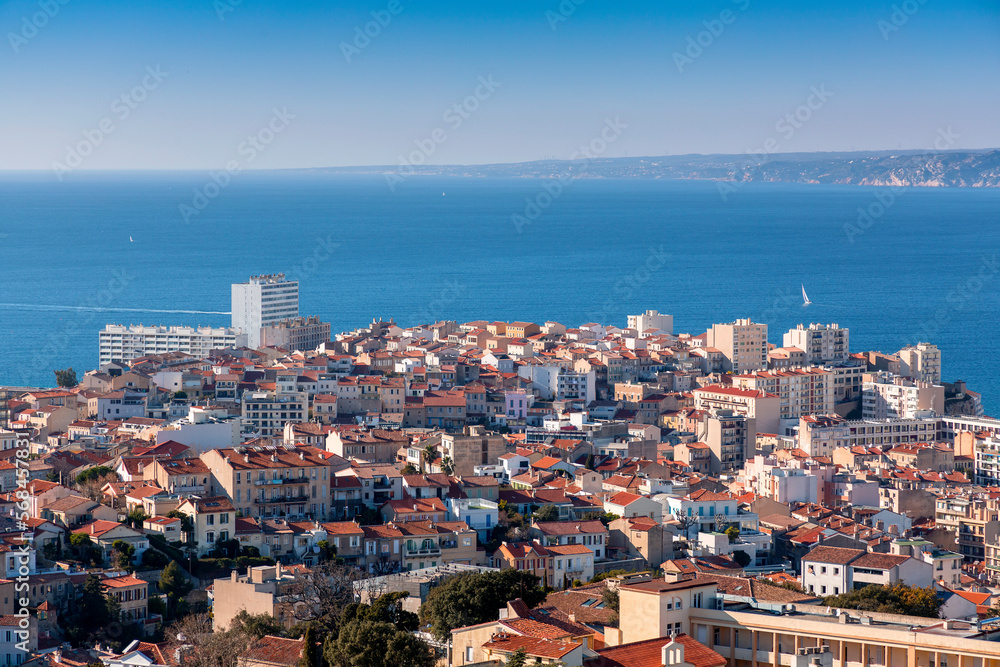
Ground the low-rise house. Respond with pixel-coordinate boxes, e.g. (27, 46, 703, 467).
(607, 516, 673, 566)
(175, 496, 236, 556)
(604, 491, 662, 522)
(102, 573, 150, 624)
(42, 495, 118, 528)
(531, 520, 608, 561)
(72, 520, 149, 565)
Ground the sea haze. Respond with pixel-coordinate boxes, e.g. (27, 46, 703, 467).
(1, 172, 999, 412)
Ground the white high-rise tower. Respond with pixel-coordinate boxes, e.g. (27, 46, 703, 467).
(231, 274, 299, 348)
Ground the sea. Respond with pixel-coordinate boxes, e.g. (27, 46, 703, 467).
(1, 171, 999, 413)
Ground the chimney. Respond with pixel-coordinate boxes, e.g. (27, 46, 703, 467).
(231, 570, 238, 582)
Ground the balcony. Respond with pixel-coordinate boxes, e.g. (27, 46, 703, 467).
(255, 478, 308, 486)
(254, 495, 310, 504)
(405, 546, 441, 557)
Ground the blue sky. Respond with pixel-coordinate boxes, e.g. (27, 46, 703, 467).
(1, 0, 997, 169)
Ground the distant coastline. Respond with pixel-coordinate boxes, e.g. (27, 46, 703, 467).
(296, 148, 1000, 188)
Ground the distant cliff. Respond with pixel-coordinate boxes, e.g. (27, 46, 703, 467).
(308, 149, 1000, 187)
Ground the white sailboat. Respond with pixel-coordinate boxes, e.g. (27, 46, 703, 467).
(129, 236, 135, 242)
(801, 284, 812, 307)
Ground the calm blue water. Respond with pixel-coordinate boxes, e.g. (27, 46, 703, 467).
(1, 172, 999, 413)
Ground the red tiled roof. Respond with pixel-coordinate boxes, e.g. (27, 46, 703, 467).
(591, 634, 726, 667)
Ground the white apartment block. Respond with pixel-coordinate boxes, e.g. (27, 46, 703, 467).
(732, 368, 834, 432)
(797, 415, 944, 457)
(898, 342, 942, 384)
(232, 274, 300, 348)
(861, 372, 944, 420)
(99, 324, 248, 364)
(627, 310, 673, 336)
(241, 391, 308, 438)
(782, 322, 849, 364)
(705, 318, 767, 373)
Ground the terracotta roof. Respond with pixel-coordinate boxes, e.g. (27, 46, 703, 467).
(481, 632, 580, 659)
(590, 634, 726, 667)
(240, 636, 305, 666)
(851, 552, 911, 570)
(801, 545, 865, 565)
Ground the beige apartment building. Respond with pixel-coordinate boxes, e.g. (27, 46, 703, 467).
(213, 564, 301, 631)
(201, 445, 330, 520)
(733, 368, 834, 431)
(898, 342, 942, 384)
(618, 573, 1000, 667)
(693, 385, 780, 434)
(706, 319, 768, 374)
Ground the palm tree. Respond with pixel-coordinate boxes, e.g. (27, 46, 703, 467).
(440, 456, 454, 476)
(422, 444, 437, 473)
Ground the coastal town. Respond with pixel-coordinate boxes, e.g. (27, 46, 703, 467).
(8, 273, 1000, 667)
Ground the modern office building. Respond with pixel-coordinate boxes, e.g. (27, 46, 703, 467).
(232, 274, 300, 348)
(98, 324, 247, 364)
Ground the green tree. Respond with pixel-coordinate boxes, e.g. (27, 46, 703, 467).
(725, 525, 740, 543)
(76, 466, 116, 485)
(420, 569, 545, 640)
(324, 618, 433, 667)
(232, 610, 286, 639)
(112, 540, 136, 569)
(124, 508, 149, 529)
(298, 626, 321, 667)
(585, 454, 596, 471)
(440, 456, 455, 475)
(506, 648, 528, 667)
(160, 560, 192, 613)
(54, 367, 78, 387)
(823, 583, 942, 618)
(401, 464, 418, 475)
(67, 575, 119, 645)
(533, 504, 559, 522)
(602, 587, 619, 613)
(422, 444, 437, 472)
(731, 550, 752, 568)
